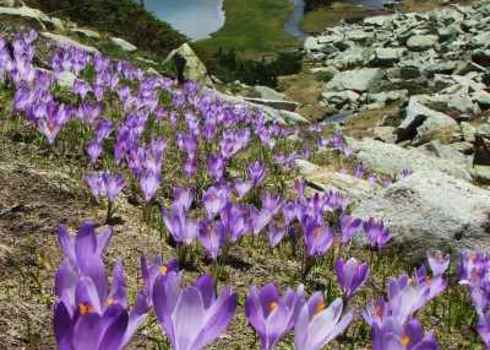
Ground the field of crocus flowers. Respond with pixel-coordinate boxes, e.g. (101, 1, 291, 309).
(0, 29, 488, 350)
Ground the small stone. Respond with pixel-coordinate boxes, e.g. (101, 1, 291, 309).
(406, 35, 439, 51)
(460, 122, 477, 142)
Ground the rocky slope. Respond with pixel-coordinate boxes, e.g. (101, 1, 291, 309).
(297, 0, 490, 257)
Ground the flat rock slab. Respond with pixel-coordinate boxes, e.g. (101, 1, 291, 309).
(353, 170, 490, 257)
(0, 6, 63, 29)
(243, 97, 299, 112)
(110, 37, 137, 52)
(295, 159, 374, 201)
(347, 137, 471, 180)
(41, 32, 99, 53)
(407, 35, 439, 51)
(325, 68, 384, 93)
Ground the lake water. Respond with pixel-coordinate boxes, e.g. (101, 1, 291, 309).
(143, 0, 225, 40)
(145, 0, 390, 42)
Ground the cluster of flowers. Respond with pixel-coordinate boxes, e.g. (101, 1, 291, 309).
(159, 177, 392, 261)
(54, 220, 459, 350)
(4, 30, 481, 349)
(364, 251, 450, 349)
(0, 31, 393, 263)
(1, 31, 410, 210)
(53, 221, 370, 350)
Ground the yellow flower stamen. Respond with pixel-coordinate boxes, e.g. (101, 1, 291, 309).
(315, 301, 326, 315)
(268, 302, 279, 312)
(400, 336, 410, 347)
(79, 303, 94, 315)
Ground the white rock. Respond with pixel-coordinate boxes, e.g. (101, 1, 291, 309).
(353, 170, 490, 257)
(41, 32, 99, 53)
(111, 37, 137, 52)
(347, 137, 471, 180)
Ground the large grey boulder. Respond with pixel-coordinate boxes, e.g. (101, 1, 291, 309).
(325, 68, 384, 93)
(347, 137, 471, 180)
(418, 140, 470, 165)
(164, 43, 213, 87)
(353, 170, 490, 257)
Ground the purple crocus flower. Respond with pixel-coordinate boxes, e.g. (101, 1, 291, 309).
(94, 118, 113, 143)
(172, 186, 194, 212)
(199, 220, 225, 260)
(162, 207, 199, 245)
(414, 265, 448, 301)
(363, 218, 392, 249)
(245, 283, 305, 350)
(294, 294, 353, 350)
(86, 139, 103, 164)
(336, 258, 369, 300)
(427, 251, 450, 277)
(340, 215, 362, 244)
(457, 251, 489, 286)
(354, 163, 366, 178)
(36, 101, 71, 144)
(140, 256, 179, 308)
(54, 222, 149, 349)
(248, 161, 266, 186)
(267, 222, 287, 248)
(372, 318, 439, 350)
(234, 180, 253, 199)
(220, 202, 251, 242)
(84, 171, 126, 203)
(73, 78, 92, 99)
(208, 154, 226, 182)
(282, 201, 298, 226)
(203, 184, 231, 219)
(302, 218, 334, 257)
(477, 310, 490, 348)
(139, 171, 161, 203)
(152, 272, 237, 350)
